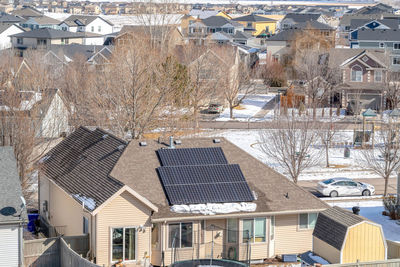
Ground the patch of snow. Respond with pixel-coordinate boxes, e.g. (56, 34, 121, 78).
(73, 194, 96, 211)
(327, 200, 383, 208)
(170, 202, 257, 215)
(308, 252, 329, 265)
(216, 94, 275, 122)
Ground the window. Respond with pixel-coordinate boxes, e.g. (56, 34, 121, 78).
(151, 224, 159, 249)
(62, 26, 67, 31)
(111, 227, 136, 262)
(375, 70, 382, 82)
(379, 42, 385, 48)
(362, 56, 369, 62)
(17, 38, 23, 45)
(227, 219, 238, 243)
(299, 213, 318, 229)
(351, 65, 363, 82)
(168, 222, 193, 248)
(61, 38, 69, 44)
(98, 25, 101, 32)
(394, 43, 400, 50)
(247, 22, 252, 28)
(270, 216, 275, 240)
(393, 57, 400, 65)
(37, 39, 47, 46)
(242, 218, 266, 243)
(91, 26, 94, 32)
(83, 216, 88, 234)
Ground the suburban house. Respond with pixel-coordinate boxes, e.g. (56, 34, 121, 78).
(328, 49, 389, 111)
(0, 24, 24, 50)
(313, 206, 386, 264)
(11, 6, 43, 19)
(10, 28, 86, 52)
(0, 147, 27, 267)
(280, 13, 326, 30)
(59, 15, 114, 35)
(38, 127, 328, 267)
(0, 13, 24, 24)
(20, 15, 61, 30)
(232, 14, 277, 36)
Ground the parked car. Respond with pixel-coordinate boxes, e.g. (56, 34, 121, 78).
(207, 103, 223, 113)
(317, 177, 375, 197)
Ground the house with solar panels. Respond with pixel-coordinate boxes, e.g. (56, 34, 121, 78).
(38, 126, 328, 267)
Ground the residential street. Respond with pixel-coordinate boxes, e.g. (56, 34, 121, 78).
(299, 177, 398, 197)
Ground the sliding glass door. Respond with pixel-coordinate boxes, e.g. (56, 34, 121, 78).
(112, 227, 136, 262)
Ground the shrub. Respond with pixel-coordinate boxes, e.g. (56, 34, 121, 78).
(383, 195, 400, 220)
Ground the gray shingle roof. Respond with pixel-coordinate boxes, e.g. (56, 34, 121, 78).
(292, 20, 333, 30)
(0, 147, 27, 224)
(0, 24, 22, 34)
(313, 206, 365, 250)
(0, 13, 24, 23)
(62, 15, 113, 27)
(40, 127, 127, 211)
(232, 14, 275, 22)
(350, 18, 399, 30)
(10, 28, 85, 39)
(283, 13, 322, 23)
(357, 28, 400, 41)
(266, 29, 300, 41)
(48, 44, 111, 62)
(189, 10, 219, 19)
(202, 16, 235, 27)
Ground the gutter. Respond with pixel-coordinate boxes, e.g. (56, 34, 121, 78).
(151, 208, 327, 223)
(0, 219, 25, 225)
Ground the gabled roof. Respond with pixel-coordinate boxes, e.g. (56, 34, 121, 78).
(232, 14, 276, 22)
(62, 15, 113, 27)
(350, 18, 399, 30)
(282, 13, 322, 23)
(39, 127, 127, 212)
(0, 147, 27, 224)
(266, 29, 300, 41)
(11, 6, 42, 18)
(292, 20, 333, 30)
(189, 9, 219, 19)
(26, 15, 60, 25)
(339, 50, 387, 69)
(47, 44, 111, 63)
(313, 206, 366, 250)
(0, 23, 24, 35)
(211, 31, 232, 41)
(357, 28, 400, 41)
(0, 13, 24, 23)
(110, 138, 328, 220)
(201, 16, 237, 27)
(10, 28, 85, 39)
(233, 30, 252, 40)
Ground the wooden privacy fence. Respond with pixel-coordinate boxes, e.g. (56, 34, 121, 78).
(24, 235, 98, 267)
(326, 259, 400, 267)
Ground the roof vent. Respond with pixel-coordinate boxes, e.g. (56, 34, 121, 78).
(102, 134, 109, 139)
(169, 136, 175, 149)
(139, 141, 147, 146)
(213, 138, 221, 143)
(174, 139, 182, 145)
(117, 145, 125, 151)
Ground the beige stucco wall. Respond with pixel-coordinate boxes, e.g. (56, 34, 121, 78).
(275, 214, 313, 255)
(96, 191, 152, 267)
(313, 236, 341, 264)
(39, 175, 87, 236)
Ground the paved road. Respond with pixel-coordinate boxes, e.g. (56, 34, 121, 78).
(298, 178, 398, 197)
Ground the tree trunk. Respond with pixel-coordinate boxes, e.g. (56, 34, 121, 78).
(230, 104, 234, 119)
(193, 104, 199, 130)
(384, 176, 389, 197)
(312, 102, 317, 120)
(326, 143, 329, 167)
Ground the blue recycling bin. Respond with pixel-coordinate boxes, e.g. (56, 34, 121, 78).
(27, 213, 39, 232)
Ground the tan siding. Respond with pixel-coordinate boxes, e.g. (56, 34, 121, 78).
(313, 236, 341, 264)
(275, 214, 313, 255)
(44, 175, 85, 236)
(342, 222, 385, 263)
(96, 191, 152, 267)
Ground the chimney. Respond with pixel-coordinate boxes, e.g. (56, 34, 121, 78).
(352, 206, 360, 215)
(169, 136, 175, 149)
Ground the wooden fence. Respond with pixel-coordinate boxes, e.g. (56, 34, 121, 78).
(24, 235, 96, 267)
(326, 259, 400, 267)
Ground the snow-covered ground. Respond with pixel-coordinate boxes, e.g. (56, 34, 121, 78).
(216, 94, 275, 122)
(206, 129, 386, 181)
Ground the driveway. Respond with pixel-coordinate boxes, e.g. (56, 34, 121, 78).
(299, 177, 398, 197)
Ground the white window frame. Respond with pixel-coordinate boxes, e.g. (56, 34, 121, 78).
(83, 216, 89, 234)
(110, 226, 137, 264)
(98, 25, 101, 32)
(241, 218, 267, 244)
(374, 70, 383, 83)
(226, 218, 238, 243)
(393, 57, 400, 65)
(168, 222, 193, 249)
(270, 216, 275, 241)
(351, 65, 363, 82)
(298, 213, 318, 230)
(394, 43, 400, 50)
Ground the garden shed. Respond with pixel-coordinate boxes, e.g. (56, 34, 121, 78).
(312, 206, 386, 264)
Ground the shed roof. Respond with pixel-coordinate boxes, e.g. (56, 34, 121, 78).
(0, 147, 27, 224)
(313, 206, 366, 250)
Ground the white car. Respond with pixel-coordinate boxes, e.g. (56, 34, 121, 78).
(317, 178, 375, 197)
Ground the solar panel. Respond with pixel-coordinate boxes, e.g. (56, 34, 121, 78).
(157, 164, 254, 205)
(157, 147, 228, 166)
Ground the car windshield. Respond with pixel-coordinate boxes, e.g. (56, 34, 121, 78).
(322, 179, 335, 184)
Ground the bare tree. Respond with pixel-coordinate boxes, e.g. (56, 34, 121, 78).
(258, 116, 322, 183)
(319, 119, 337, 167)
(385, 71, 400, 110)
(259, 54, 286, 88)
(358, 124, 400, 196)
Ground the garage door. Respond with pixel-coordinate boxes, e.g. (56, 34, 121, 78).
(0, 225, 19, 267)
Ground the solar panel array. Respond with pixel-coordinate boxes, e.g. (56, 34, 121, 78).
(157, 147, 228, 166)
(156, 147, 255, 205)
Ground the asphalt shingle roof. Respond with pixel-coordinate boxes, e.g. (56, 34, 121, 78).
(357, 28, 400, 41)
(313, 206, 365, 250)
(63, 15, 113, 26)
(232, 14, 275, 22)
(283, 13, 322, 23)
(292, 20, 333, 30)
(350, 18, 399, 30)
(0, 147, 27, 224)
(40, 127, 127, 211)
(202, 16, 236, 27)
(10, 28, 85, 39)
(0, 13, 24, 23)
(267, 29, 300, 41)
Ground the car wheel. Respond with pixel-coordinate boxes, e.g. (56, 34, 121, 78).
(330, 191, 338, 197)
(362, 190, 371, 196)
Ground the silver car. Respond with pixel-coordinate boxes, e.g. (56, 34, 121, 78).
(317, 177, 375, 197)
